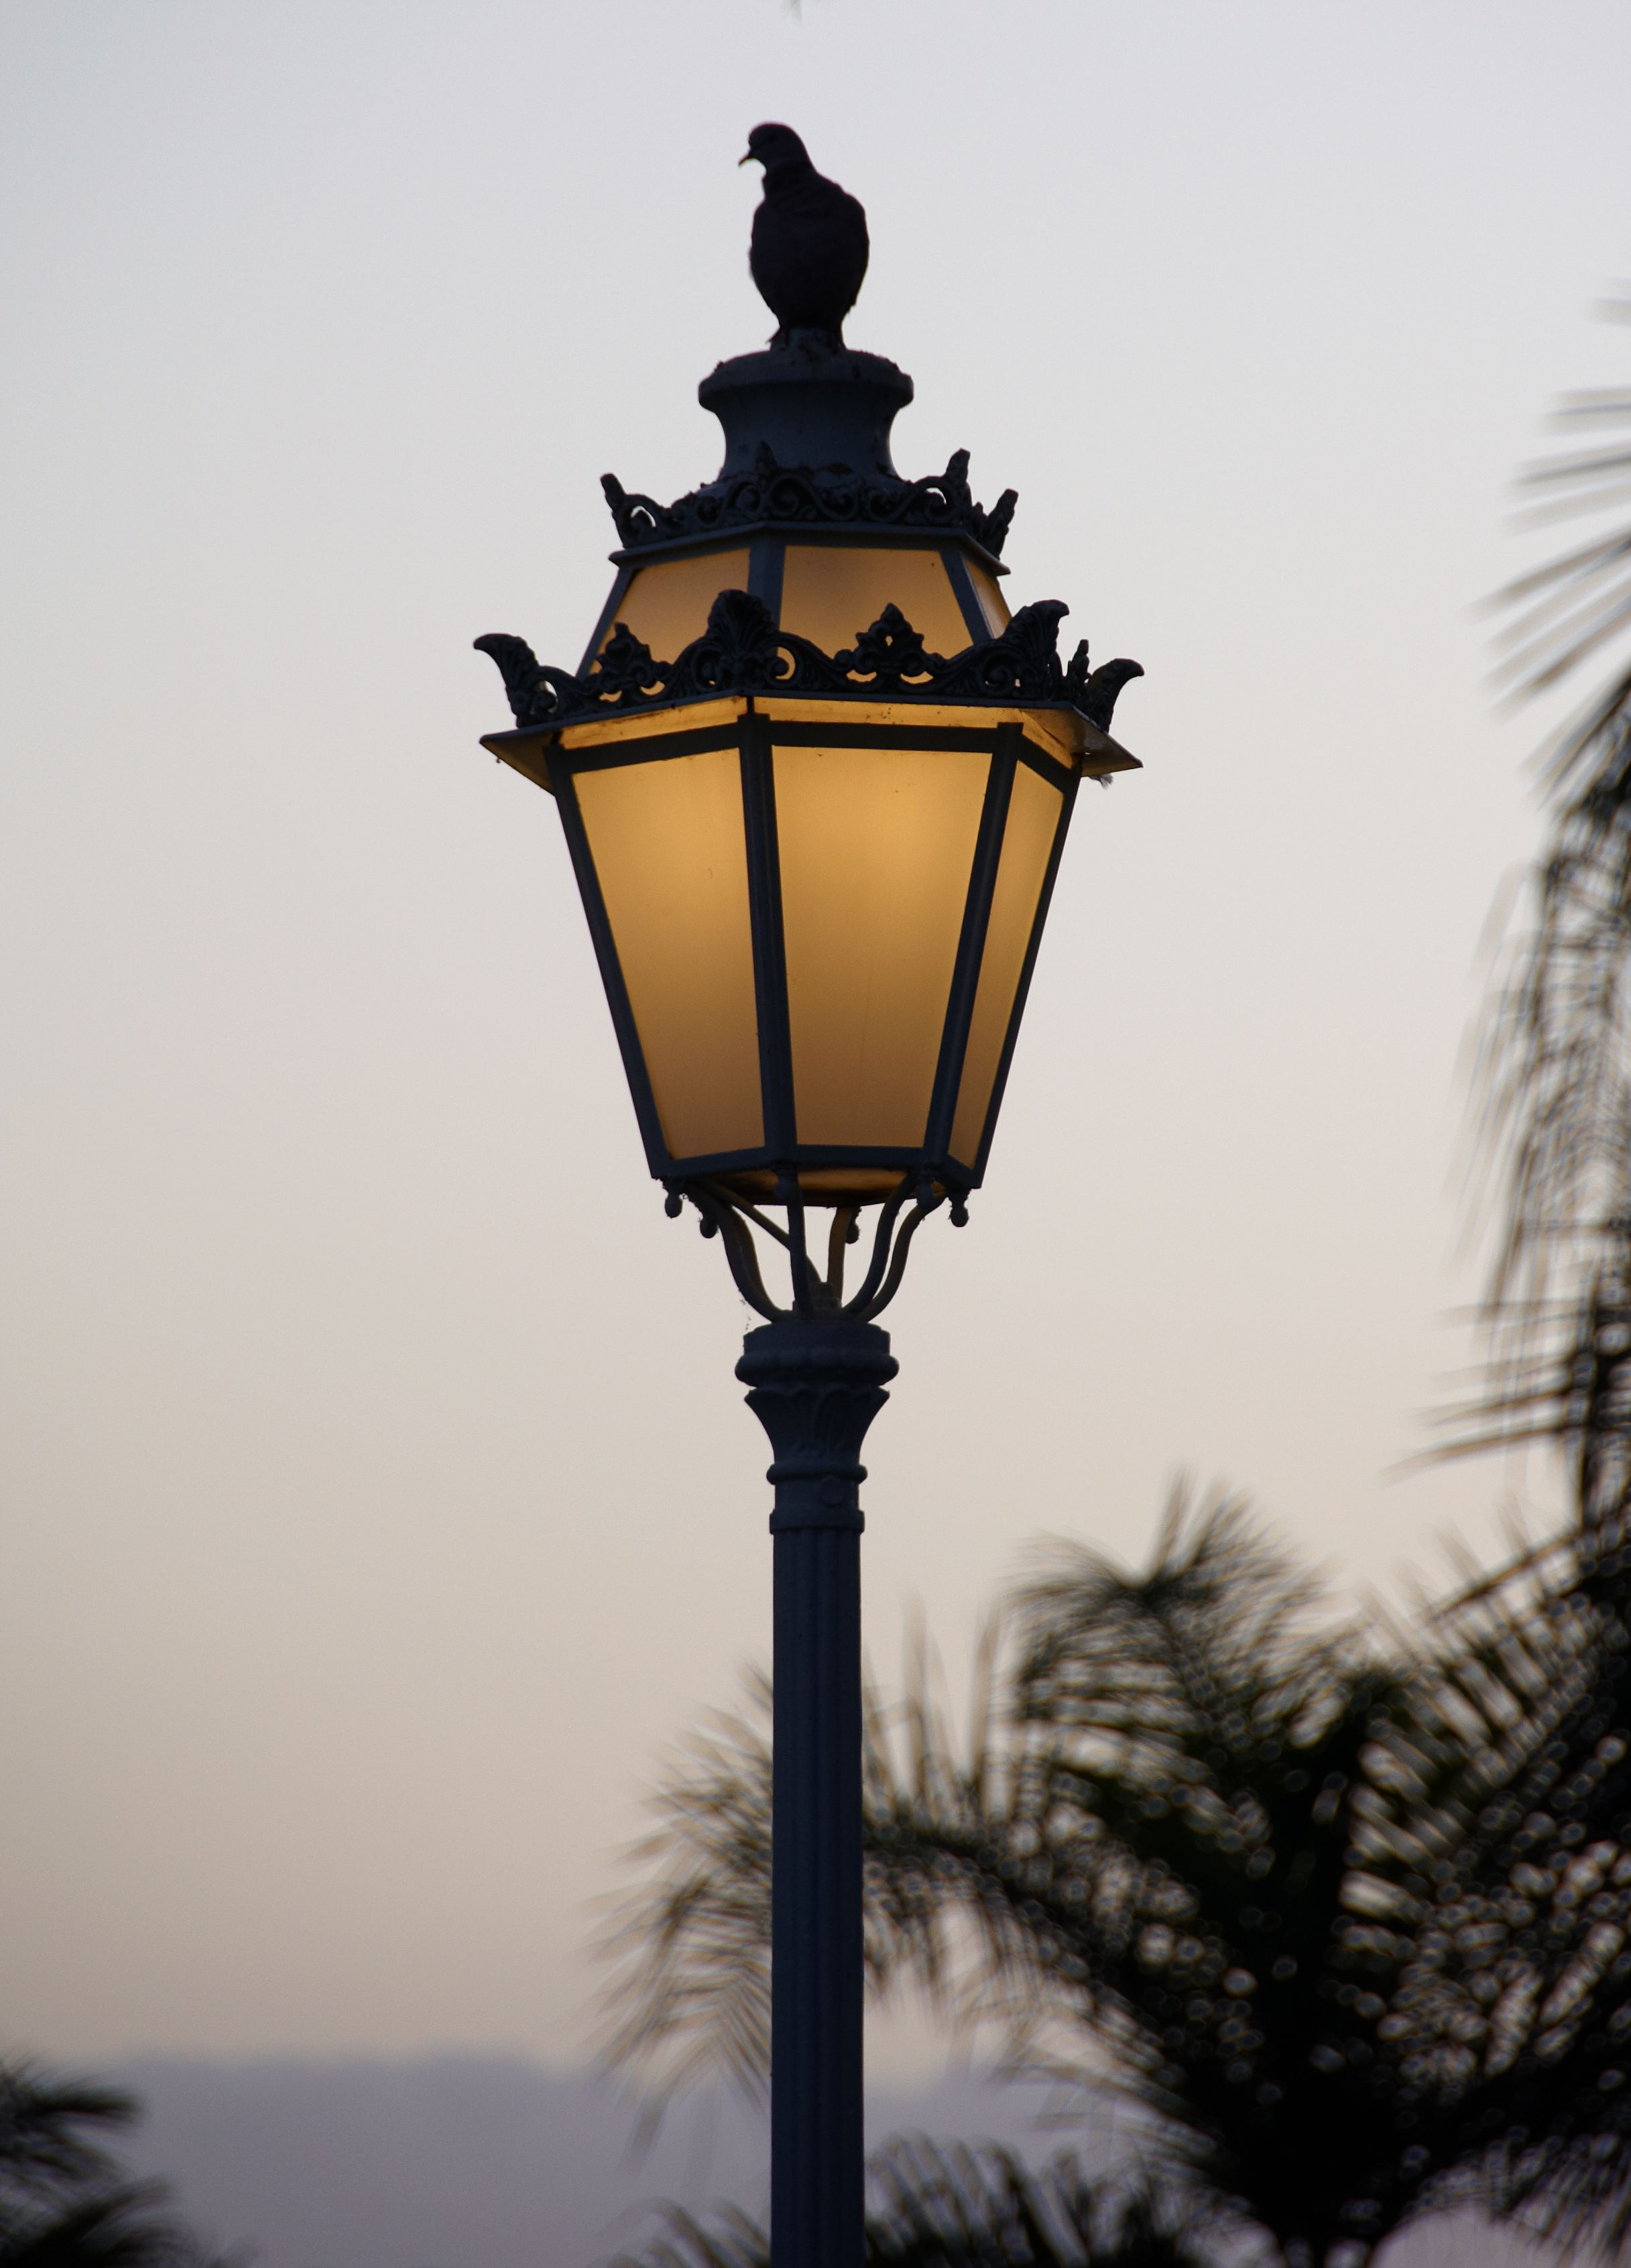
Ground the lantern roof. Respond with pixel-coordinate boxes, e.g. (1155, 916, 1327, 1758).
(475, 329, 1142, 764)
(601, 335, 1017, 571)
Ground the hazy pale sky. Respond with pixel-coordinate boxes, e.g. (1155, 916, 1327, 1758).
(3, 0, 1630, 2080)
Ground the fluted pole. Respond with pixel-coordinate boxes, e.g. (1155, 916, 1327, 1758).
(737, 1317, 898, 2268)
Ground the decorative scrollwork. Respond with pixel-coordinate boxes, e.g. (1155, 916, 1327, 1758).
(674, 587, 788, 693)
(667, 1171, 959, 1326)
(475, 591, 1143, 735)
(594, 623, 666, 700)
(601, 444, 1017, 560)
(471, 633, 605, 732)
(831, 604, 947, 690)
(1063, 648, 1147, 731)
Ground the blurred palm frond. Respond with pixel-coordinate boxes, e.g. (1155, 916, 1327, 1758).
(607, 2141, 1212, 2268)
(0, 2184, 219, 2268)
(1466, 293, 1631, 1480)
(596, 1674, 775, 2121)
(603, 1482, 1631, 2259)
(0, 2064, 233, 2268)
(0, 2072, 136, 2204)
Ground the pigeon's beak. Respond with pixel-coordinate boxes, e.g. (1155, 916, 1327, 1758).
(738, 150, 753, 166)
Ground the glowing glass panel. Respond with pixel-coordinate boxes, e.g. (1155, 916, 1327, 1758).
(574, 748, 763, 1158)
(950, 762, 1063, 1168)
(772, 743, 989, 1147)
(601, 551, 752, 664)
(779, 546, 972, 661)
(965, 562, 1012, 636)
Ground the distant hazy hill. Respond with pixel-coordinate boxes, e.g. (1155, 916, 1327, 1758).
(107, 2055, 1551, 2268)
(111, 2055, 1083, 2268)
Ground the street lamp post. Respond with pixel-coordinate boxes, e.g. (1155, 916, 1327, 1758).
(473, 186, 1141, 2268)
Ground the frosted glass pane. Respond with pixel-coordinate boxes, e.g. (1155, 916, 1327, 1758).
(602, 551, 752, 664)
(949, 764, 1063, 1169)
(780, 546, 972, 662)
(575, 750, 763, 1158)
(965, 562, 1011, 636)
(773, 744, 989, 1148)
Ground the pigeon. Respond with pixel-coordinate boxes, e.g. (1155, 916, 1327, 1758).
(739, 124, 869, 345)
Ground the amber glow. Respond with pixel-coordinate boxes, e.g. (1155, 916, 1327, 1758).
(779, 545, 972, 660)
(965, 561, 1011, 636)
(949, 760, 1063, 1167)
(601, 550, 752, 664)
(549, 698, 1081, 1186)
(573, 748, 764, 1157)
(772, 743, 989, 1147)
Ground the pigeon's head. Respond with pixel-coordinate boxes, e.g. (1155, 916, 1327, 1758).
(740, 123, 811, 179)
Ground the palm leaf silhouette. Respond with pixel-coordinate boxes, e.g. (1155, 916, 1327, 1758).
(605, 1487, 1631, 2262)
(0, 2062, 231, 2268)
(1458, 290, 1631, 1493)
(607, 2141, 1210, 2267)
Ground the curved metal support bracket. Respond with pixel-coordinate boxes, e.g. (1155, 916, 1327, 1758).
(664, 1171, 965, 1323)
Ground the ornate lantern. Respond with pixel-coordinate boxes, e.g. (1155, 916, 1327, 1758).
(476, 337, 1140, 1313)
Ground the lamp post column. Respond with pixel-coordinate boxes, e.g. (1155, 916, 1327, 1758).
(737, 1316, 898, 2268)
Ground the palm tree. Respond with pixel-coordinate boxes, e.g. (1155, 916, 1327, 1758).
(603, 1492, 1631, 2265)
(1451, 288, 1631, 1514)
(1388, 280, 1631, 2248)
(0, 2062, 223, 2268)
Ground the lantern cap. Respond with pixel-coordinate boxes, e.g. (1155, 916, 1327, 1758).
(600, 338, 1018, 566)
(700, 336, 911, 481)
